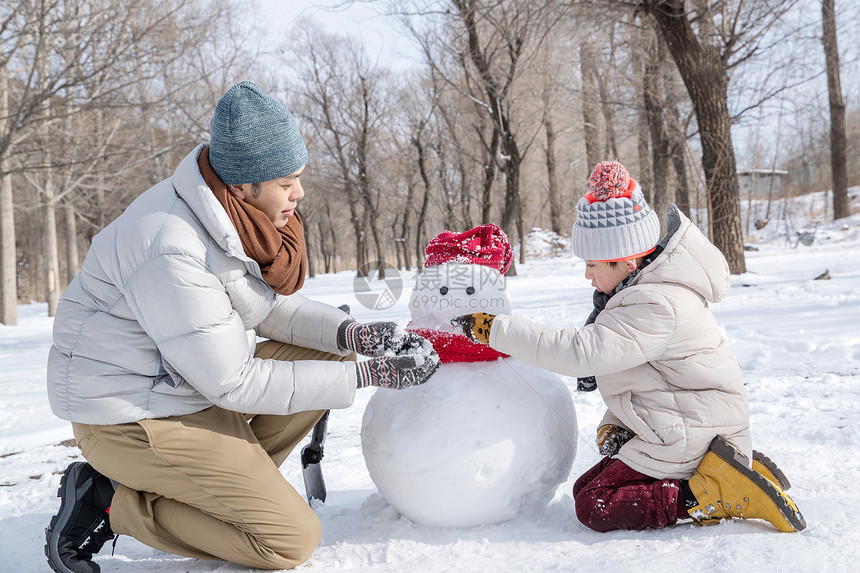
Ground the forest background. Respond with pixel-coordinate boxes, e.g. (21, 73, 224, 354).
(1, 0, 858, 326)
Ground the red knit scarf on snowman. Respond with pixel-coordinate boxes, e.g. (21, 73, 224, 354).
(407, 324, 509, 364)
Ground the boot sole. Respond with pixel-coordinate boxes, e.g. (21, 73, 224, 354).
(752, 450, 791, 491)
(710, 437, 805, 532)
(45, 462, 88, 573)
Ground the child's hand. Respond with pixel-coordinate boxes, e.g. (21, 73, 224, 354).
(451, 313, 496, 344)
(596, 424, 634, 456)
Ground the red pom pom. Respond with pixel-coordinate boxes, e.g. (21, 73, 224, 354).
(588, 161, 631, 200)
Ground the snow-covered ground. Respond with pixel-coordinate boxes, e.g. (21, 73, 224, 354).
(2, 190, 859, 572)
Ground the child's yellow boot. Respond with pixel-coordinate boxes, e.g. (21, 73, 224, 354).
(686, 437, 805, 532)
(752, 450, 791, 491)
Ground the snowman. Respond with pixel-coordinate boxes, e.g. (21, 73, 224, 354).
(360, 224, 577, 527)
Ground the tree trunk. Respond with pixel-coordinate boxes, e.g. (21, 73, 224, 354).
(399, 173, 415, 270)
(38, 46, 60, 315)
(480, 127, 500, 224)
(42, 157, 61, 316)
(595, 71, 619, 159)
(670, 137, 691, 216)
(44, 190, 61, 316)
(349, 188, 365, 276)
(644, 34, 671, 232)
(435, 137, 457, 227)
(544, 115, 563, 235)
(0, 61, 16, 325)
(316, 220, 330, 274)
(822, 0, 849, 220)
(391, 215, 402, 270)
(355, 76, 385, 279)
(629, 23, 652, 200)
(647, 1, 746, 274)
(662, 31, 692, 217)
(500, 127, 523, 275)
(302, 217, 315, 279)
(329, 224, 338, 273)
(516, 174, 525, 265)
(64, 202, 79, 284)
(458, 159, 473, 231)
(580, 42, 601, 170)
(500, 131, 522, 237)
(414, 134, 432, 272)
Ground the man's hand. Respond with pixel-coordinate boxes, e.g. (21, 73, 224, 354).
(338, 320, 429, 358)
(451, 313, 496, 344)
(355, 351, 440, 390)
(595, 424, 634, 457)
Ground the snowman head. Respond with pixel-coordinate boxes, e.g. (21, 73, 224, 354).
(409, 224, 514, 333)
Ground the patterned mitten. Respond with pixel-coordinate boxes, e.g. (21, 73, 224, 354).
(355, 351, 440, 390)
(451, 313, 496, 344)
(577, 376, 598, 392)
(596, 424, 635, 456)
(338, 320, 429, 358)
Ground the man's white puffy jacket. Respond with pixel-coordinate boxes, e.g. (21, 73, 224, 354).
(48, 145, 356, 424)
(489, 206, 751, 479)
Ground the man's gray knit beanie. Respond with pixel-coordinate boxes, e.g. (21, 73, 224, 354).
(209, 81, 308, 185)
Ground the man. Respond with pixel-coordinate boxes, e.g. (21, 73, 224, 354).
(44, 81, 438, 573)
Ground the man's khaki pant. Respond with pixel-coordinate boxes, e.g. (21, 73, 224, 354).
(72, 341, 354, 570)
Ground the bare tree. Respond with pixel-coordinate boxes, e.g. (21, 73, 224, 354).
(642, 0, 804, 271)
(412, 121, 433, 271)
(663, 52, 693, 216)
(821, 0, 849, 219)
(580, 40, 602, 169)
(287, 23, 394, 277)
(643, 28, 671, 232)
(0, 52, 15, 325)
(454, 0, 567, 267)
(595, 31, 620, 160)
(0, 0, 196, 323)
(627, 16, 653, 198)
(398, 0, 566, 268)
(543, 99, 563, 235)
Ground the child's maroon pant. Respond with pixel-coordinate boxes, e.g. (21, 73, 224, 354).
(573, 457, 691, 532)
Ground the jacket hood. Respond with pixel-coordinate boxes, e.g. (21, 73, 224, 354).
(634, 205, 731, 303)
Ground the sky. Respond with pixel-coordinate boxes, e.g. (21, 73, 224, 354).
(252, 0, 419, 70)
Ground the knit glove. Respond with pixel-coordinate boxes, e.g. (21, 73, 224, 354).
(596, 424, 635, 457)
(355, 352, 440, 389)
(338, 319, 430, 358)
(451, 313, 496, 344)
(577, 376, 598, 392)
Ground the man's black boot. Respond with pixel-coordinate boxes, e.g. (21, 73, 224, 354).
(45, 462, 117, 573)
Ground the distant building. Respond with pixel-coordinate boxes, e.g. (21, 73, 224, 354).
(737, 169, 788, 199)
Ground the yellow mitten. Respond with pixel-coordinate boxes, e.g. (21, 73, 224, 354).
(595, 424, 634, 456)
(451, 312, 496, 344)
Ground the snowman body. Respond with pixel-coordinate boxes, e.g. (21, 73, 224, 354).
(361, 262, 578, 527)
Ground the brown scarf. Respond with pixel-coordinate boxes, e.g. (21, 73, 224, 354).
(198, 146, 307, 295)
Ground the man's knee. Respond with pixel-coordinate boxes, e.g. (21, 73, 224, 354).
(294, 514, 322, 563)
(267, 511, 322, 569)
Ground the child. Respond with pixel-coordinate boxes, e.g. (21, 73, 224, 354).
(453, 161, 805, 533)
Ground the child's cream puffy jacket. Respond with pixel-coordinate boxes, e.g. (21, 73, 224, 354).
(489, 206, 750, 479)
